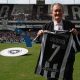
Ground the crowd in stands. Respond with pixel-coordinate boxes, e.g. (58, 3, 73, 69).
(0, 30, 21, 43)
(0, 30, 37, 43)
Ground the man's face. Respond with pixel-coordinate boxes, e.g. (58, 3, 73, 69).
(51, 5, 63, 22)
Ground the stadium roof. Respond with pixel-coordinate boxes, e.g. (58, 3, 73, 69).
(0, 0, 37, 4)
(0, 0, 80, 4)
(45, 0, 80, 4)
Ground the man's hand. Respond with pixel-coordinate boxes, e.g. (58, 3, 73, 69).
(37, 30, 44, 37)
(37, 30, 49, 36)
(70, 28, 78, 35)
(33, 30, 48, 41)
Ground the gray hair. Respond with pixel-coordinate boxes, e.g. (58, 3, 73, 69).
(50, 3, 64, 12)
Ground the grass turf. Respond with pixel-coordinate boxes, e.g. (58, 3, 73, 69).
(0, 43, 80, 80)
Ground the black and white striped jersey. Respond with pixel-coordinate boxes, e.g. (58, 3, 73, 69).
(35, 32, 80, 80)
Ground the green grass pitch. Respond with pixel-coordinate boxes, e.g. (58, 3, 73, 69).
(0, 43, 80, 80)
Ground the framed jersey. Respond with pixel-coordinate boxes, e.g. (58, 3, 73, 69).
(35, 31, 80, 80)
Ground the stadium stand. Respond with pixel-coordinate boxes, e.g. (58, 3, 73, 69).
(0, 4, 80, 43)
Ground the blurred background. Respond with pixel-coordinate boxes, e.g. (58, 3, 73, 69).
(0, 0, 80, 43)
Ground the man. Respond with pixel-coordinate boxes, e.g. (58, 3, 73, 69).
(35, 3, 80, 80)
(37, 3, 78, 36)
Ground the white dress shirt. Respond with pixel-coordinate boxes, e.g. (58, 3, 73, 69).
(54, 20, 63, 30)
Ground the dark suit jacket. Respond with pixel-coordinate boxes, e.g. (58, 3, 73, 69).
(43, 20, 75, 31)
